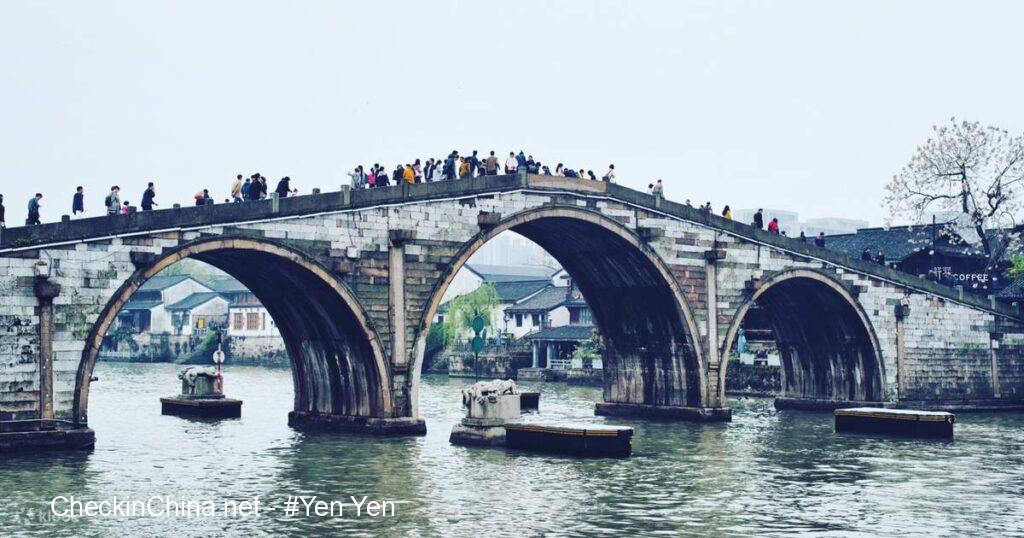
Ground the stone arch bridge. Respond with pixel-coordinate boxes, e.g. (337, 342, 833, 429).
(1, 174, 1022, 436)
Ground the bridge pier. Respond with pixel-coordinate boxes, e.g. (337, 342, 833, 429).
(594, 402, 732, 421)
(287, 412, 426, 435)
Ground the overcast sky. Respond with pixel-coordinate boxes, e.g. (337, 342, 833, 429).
(1, 1, 1021, 226)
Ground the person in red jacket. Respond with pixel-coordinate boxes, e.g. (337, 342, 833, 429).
(767, 217, 780, 234)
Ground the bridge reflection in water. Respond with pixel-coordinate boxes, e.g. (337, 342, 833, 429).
(2, 364, 1023, 536)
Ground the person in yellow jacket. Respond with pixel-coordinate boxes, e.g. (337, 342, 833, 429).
(722, 205, 732, 220)
(458, 157, 471, 179)
(403, 164, 415, 184)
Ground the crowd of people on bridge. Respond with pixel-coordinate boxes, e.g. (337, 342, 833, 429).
(343, 149, 616, 189)
(0, 149, 837, 254)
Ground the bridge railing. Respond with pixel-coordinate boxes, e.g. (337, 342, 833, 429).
(0, 174, 525, 249)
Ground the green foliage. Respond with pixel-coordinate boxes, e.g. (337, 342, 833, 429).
(108, 324, 139, 352)
(195, 330, 219, 356)
(570, 330, 604, 367)
(425, 322, 445, 356)
(441, 284, 499, 349)
(423, 322, 446, 370)
(1008, 255, 1024, 279)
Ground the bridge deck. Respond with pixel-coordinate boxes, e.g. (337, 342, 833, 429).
(0, 173, 1019, 321)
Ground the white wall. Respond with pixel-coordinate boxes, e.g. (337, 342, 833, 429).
(149, 305, 173, 334)
(228, 305, 279, 337)
(161, 279, 212, 306)
(549, 305, 570, 327)
(179, 297, 229, 336)
(439, 270, 483, 305)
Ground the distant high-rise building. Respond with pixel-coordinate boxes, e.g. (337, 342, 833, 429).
(802, 217, 870, 237)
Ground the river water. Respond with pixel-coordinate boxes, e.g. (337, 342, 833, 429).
(1, 362, 1023, 537)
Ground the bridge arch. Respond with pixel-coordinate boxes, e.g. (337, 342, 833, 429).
(719, 269, 886, 405)
(74, 236, 393, 425)
(411, 206, 708, 414)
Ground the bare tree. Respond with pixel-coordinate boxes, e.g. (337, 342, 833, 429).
(885, 118, 1024, 272)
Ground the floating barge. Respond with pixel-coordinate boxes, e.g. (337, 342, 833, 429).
(161, 397, 242, 419)
(834, 407, 954, 438)
(520, 392, 540, 411)
(505, 422, 633, 457)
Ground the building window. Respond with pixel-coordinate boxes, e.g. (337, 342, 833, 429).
(246, 312, 260, 330)
(579, 308, 592, 325)
(515, 314, 523, 327)
(532, 314, 541, 326)
(233, 313, 244, 330)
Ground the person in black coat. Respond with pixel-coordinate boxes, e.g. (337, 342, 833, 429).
(72, 186, 85, 215)
(275, 177, 291, 198)
(753, 208, 764, 229)
(141, 182, 157, 211)
(0, 193, 5, 228)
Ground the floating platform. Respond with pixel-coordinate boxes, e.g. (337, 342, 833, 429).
(161, 396, 242, 419)
(520, 392, 540, 411)
(835, 407, 954, 438)
(505, 422, 633, 457)
(0, 420, 95, 453)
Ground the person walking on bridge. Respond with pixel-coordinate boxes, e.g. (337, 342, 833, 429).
(423, 159, 436, 182)
(485, 151, 499, 175)
(722, 205, 732, 220)
(104, 186, 120, 216)
(275, 176, 291, 198)
(248, 176, 264, 201)
(815, 232, 826, 247)
(602, 164, 615, 183)
(241, 177, 252, 200)
(27, 193, 42, 225)
(141, 182, 157, 211)
(72, 186, 85, 216)
(231, 175, 243, 202)
(0, 194, 5, 228)
(505, 152, 517, 174)
(753, 208, 764, 229)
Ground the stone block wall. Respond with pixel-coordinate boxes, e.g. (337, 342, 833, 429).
(1, 176, 1022, 425)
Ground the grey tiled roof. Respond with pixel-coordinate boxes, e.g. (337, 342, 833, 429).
(492, 280, 550, 303)
(524, 325, 596, 341)
(165, 292, 226, 311)
(121, 299, 163, 311)
(825, 223, 982, 262)
(506, 286, 571, 313)
(208, 276, 248, 294)
(138, 275, 195, 291)
(997, 278, 1024, 300)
